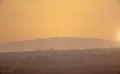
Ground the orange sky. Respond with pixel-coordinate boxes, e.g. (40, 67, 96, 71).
(0, 0, 120, 43)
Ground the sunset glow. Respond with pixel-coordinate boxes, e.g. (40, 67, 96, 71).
(0, 0, 120, 43)
(117, 33, 120, 41)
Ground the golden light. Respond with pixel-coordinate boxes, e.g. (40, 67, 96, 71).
(117, 33, 120, 41)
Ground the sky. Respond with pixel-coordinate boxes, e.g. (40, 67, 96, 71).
(0, 0, 120, 43)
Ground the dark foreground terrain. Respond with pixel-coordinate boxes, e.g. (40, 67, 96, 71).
(0, 48, 120, 74)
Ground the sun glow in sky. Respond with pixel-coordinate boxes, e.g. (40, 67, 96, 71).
(117, 32, 120, 41)
(0, 0, 120, 43)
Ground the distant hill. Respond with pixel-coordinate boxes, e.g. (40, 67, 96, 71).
(0, 37, 120, 52)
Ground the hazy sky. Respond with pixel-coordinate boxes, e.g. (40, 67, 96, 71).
(0, 0, 120, 43)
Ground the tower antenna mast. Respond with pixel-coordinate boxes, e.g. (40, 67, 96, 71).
(56, 28, 58, 38)
(56, 24, 59, 39)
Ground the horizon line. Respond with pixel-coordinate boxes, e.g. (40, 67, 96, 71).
(0, 36, 118, 44)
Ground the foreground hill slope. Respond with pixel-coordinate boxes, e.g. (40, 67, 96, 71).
(0, 48, 120, 74)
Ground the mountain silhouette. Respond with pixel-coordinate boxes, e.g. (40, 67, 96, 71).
(0, 37, 119, 52)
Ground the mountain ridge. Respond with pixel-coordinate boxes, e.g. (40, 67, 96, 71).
(0, 37, 119, 52)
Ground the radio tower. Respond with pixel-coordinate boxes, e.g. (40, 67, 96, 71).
(56, 24, 59, 39)
(56, 28, 58, 39)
